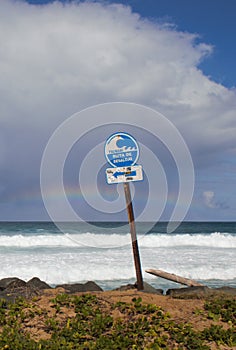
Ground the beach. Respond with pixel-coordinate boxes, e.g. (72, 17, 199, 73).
(0, 281, 235, 349)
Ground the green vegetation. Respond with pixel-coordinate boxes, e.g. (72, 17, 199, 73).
(0, 293, 234, 349)
(204, 296, 236, 324)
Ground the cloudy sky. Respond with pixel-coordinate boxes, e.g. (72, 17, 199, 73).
(0, 0, 236, 222)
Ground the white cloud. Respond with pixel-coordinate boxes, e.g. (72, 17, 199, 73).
(203, 191, 215, 208)
(202, 190, 229, 211)
(0, 1, 235, 137)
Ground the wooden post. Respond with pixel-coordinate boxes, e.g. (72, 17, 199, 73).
(145, 269, 204, 287)
(123, 182, 144, 291)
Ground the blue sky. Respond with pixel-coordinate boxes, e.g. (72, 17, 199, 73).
(0, 0, 236, 222)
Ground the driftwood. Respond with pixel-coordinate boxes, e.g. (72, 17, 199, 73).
(145, 269, 204, 287)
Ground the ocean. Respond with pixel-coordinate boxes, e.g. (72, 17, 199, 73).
(0, 221, 235, 292)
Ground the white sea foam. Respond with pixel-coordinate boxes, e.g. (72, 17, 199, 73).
(0, 232, 235, 248)
(140, 232, 236, 248)
(0, 248, 235, 286)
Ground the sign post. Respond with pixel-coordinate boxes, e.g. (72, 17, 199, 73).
(123, 182, 144, 290)
(105, 132, 144, 290)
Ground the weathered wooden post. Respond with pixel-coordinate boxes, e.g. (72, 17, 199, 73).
(123, 182, 143, 290)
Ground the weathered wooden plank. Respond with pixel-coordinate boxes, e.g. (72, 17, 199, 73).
(145, 269, 204, 287)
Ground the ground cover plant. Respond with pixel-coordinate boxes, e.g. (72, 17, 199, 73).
(0, 292, 234, 349)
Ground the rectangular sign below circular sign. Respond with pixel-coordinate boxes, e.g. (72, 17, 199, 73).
(106, 165, 143, 184)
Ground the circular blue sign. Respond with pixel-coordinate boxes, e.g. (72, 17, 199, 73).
(105, 132, 139, 167)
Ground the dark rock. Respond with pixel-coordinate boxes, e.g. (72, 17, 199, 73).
(27, 277, 51, 290)
(0, 277, 26, 291)
(4, 278, 26, 291)
(56, 281, 103, 293)
(214, 286, 236, 296)
(140, 282, 163, 295)
(166, 286, 236, 299)
(0, 278, 40, 302)
(84, 281, 103, 292)
(114, 284, 136, 291)
(114, 282, 163, 295)
(166, 286, 211, 298)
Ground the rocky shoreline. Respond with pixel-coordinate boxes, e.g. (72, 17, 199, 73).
(0, 276, 235, 302)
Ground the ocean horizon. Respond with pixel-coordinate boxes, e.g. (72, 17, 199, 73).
(0, 221, 235, 292)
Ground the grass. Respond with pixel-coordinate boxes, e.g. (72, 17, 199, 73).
(0, 293, 234, 349)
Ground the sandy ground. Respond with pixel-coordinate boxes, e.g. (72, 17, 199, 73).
(20, 287, 234, 350)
